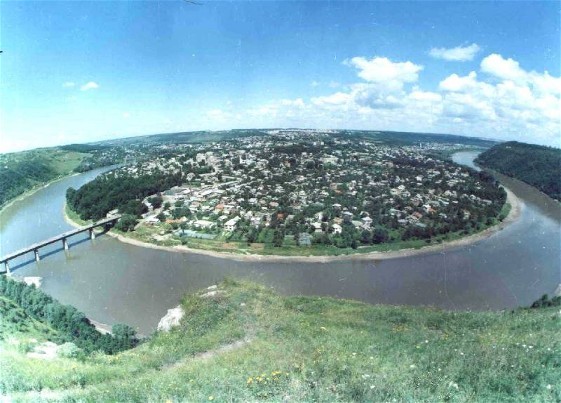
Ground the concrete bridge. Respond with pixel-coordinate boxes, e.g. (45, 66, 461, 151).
(0, 215, 121, 274)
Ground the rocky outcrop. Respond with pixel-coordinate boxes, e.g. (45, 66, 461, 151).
(157, 305, 185, 332)
(23, 277, 42, 288)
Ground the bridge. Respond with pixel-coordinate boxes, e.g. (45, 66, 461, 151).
(0, 215, 121, 274)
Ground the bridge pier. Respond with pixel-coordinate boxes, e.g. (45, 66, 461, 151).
(34, 249, 40, 262)
(63, 238, 69, 250)
(89, 228, 96, 240)
(4, 261, 10, 275)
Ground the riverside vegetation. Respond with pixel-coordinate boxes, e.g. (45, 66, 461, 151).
(0, 276, 138, 355)
(475, 141, 561, 201)
(1, 279, 560, 401)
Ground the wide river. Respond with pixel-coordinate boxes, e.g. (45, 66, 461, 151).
(1, 151, 560, 334)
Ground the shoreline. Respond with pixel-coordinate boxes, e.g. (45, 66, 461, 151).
(63, 187, 522, 263)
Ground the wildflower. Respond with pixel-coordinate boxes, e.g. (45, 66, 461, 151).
(546, 384, 552, 390)
(320, 326, 327, 331)
(410, 364, 416, 369)
(247, 377, 253, 385)
(208, 396, 214, 401)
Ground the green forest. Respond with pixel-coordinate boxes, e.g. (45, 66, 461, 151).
(475, 141, 561, 201)
(66, 170, 183, 220)
(0, 276, 138, 354)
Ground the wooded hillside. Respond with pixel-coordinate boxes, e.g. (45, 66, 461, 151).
(475, 141, 561, 201)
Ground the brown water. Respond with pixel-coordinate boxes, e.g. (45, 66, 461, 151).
(1, 152, 560, 334)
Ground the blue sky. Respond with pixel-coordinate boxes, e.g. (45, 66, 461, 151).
(1, 1, 559, 152)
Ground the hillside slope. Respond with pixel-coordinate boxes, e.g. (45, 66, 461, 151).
(1, 280, 560, 401)
(475, 141, 561, 201)
(0, 148, 88, 209)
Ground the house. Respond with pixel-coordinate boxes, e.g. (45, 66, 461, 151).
(224, 216, 241, 232)
(342, 211, 353, 223)
(298, 233, 312, 246)
(332, 223, 342, 234)
(361, 216, 373, 229)
(312, 222, 323, 233)
(194, 220, 216, 230)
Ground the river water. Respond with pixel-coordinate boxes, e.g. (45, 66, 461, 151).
(1, 152, 559, 334)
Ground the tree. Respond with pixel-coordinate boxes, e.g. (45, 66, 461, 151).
(112, 323, 139, 350)
(116, 214, 138, 232)
(149, 195, 163, 209)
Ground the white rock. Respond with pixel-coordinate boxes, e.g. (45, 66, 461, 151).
(207, 285, 218, 290)
(157, 305, 184, 332)
(201, 290, 224, 298)
(23, 277, 42, 288)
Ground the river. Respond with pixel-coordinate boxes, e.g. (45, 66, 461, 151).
(1, 151, 559, 334)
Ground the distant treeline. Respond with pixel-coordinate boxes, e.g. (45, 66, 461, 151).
(60, 144, 110, 153)
(475, 141, 561, 201)
(67, 171, 183, 220)
(0, 275, 138, 354)
(0, 155, 57, 207)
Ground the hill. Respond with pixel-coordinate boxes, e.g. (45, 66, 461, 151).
(475, 141, 561, 201)
(0, 148, 88, 209)
(1, 280, 559, 401)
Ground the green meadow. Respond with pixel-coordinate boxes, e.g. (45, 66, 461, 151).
(1, 280, 560, 402)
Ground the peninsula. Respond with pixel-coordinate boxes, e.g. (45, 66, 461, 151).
(65, 129, 511, 258)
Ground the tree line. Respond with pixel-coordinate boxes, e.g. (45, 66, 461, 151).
(475, 141, 561, 201)
(0, 275, 139, 354)
(67, 170, 183, 220)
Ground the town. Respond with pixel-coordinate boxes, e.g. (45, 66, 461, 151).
(68, 130, 506, 253)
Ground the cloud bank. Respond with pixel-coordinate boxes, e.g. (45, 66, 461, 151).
(207, 53, 560, 146)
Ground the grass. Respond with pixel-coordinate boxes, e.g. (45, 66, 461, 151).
(1, 280, 560, 401)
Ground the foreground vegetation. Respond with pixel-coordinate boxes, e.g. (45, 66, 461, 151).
(475, 141, 561, 201)
(1, 280, 559, 401)
(0, 276, 138, 355)
(0, 148, 88, 209)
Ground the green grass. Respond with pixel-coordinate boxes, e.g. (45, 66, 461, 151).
(1, 280, 560, 401)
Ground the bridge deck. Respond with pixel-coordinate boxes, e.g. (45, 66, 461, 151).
(0, 216, 120, 264)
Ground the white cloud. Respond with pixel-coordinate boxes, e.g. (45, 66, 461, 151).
(312, 92, 352, 107)
(123, 112, 131, 119)
(310, 80, 320, 87)
(62, 81, 75, 88)
(480, 54, 526, 82)
(429, 43, 480, 61)
(345, 56, 422, 87)
(236, 53, 559, 146)
(80, 81, 99, 91)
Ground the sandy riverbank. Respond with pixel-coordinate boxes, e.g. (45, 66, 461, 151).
(63, 187, 522, 263)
